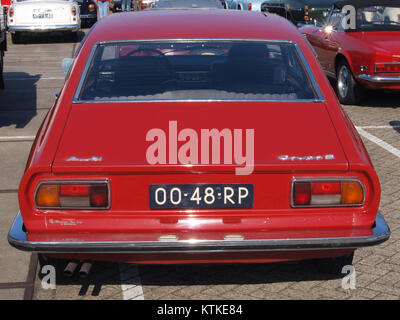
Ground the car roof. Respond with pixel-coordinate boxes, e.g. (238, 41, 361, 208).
(87, 9, 304, 44)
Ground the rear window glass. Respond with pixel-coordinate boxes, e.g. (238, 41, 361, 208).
(77, 40, 320, 101)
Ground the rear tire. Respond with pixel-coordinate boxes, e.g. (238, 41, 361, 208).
(313, 252, 354, 275)
(336, 60, 364, 105)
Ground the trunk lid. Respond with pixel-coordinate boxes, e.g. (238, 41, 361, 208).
(52, 101, 348, 173)
(14, 1, 73, 25)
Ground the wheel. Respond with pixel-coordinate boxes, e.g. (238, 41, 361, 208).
(336, 60, 364, 105)
(313, 252, 354, 275)
(11, 32, 21, 44)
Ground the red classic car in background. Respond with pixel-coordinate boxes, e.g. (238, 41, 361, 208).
(8, 9, 389, 275)
(300, 0, 400, 104)
(0, 0, 11, 12)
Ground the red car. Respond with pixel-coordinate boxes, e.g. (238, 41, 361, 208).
(8, 9, 389, 275)
(300, 0, 400, 105)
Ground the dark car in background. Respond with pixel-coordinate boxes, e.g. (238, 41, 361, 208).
(77, 0, 97, 28)
(0, 4, 6, 89)
(226, 0, 336, 24)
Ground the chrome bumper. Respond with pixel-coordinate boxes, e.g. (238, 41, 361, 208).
(358, 74, 400, 83)
(8, 211, 390, 254)
(8, 24, 79, 33)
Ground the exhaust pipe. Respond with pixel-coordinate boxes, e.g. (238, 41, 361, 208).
(63, 261, 79, 277)
(78, 262, 93, 278)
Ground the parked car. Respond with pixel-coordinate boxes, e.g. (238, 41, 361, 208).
(0, 0, 11, 13)
(225, 0, 336, 24)
(77, 0, 96, 28)
(8, 9, 390, 273)
(152, 0, 224, 9)
(0, 4, 6, 89)
(300, 0, 400, 104)
(7, 0, 80, 44)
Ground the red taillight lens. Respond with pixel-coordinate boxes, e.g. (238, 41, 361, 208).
(36, 182, 109, 209)
(60, 184, 89, 196)
(88, 3, 95, 11)
(293, 180, 364, 207)
(375, 63, 400, 74)
(71, 7, 77, 16)
(293, 182, 311, 206)
(9, 8, 14, 17)
(90, 185, 109, 207)
(248, 2, 252, 10)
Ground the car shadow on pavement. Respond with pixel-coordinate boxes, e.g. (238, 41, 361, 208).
(389, 121, 400, 134)
(357, 91, 400, 108)
(0, 72, 40, 129)
(13, 30, 86, 45)
(37, 259, 343, 298)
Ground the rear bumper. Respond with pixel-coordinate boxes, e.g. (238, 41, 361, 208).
(358, 74, 400, 84)
(8, 24, 79, 33)
(8, 211, 390, 254)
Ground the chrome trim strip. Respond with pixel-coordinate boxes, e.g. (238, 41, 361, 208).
(73, 38, 325, 103)
(34, 180, 111, 210)
(80, 14, 97, 19)
(8, 24, 79, 32)
(358, 74, 400, 83)
(8, 211, 390, 253)
(290, 178, 366, 208)
(324, 70, 336, 79)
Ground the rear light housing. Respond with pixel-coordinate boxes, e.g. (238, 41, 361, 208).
(71, 7, 77, 16)
(9, 8, 14, 17)
(292, 179, 365, 207)
(375, 63, 400, 74)
(35, 181, 110, 209)
(248, 2, 252, 10)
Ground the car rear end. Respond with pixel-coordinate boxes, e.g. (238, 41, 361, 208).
(8, 34, 390, 264)
(8, 0, 80, 33)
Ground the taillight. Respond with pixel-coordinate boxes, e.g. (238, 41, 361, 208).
(375, 63, 400, 74)
(248, 2, 252, 10)
(35, 182, 109, 209)
(88, 3, 95, 11)
(292, 180, 365, 207)
(9, 8, 14, 17)
(71, 7, 77, 16)
(304, 5, 309, 21)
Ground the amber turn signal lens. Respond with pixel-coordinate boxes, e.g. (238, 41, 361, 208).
(341, 181, 364, 204)
(36, 184, 60, 207)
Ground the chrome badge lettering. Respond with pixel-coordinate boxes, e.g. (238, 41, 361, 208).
(278, 154, 335, 161)
(66, 156, 103, 162)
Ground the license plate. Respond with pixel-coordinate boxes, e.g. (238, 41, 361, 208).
(149, 184, 254, 209)
(33, 9, 53, 19)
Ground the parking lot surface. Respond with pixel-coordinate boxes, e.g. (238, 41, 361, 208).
(0, 30, 399, 300)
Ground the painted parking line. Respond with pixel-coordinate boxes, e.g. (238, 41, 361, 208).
(356, 127, 400, 159)
(118, 264, 144, 300)
(0, 136, 36, 142)
(357, 125, 400, 129)
(3, 77, 64, 81)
